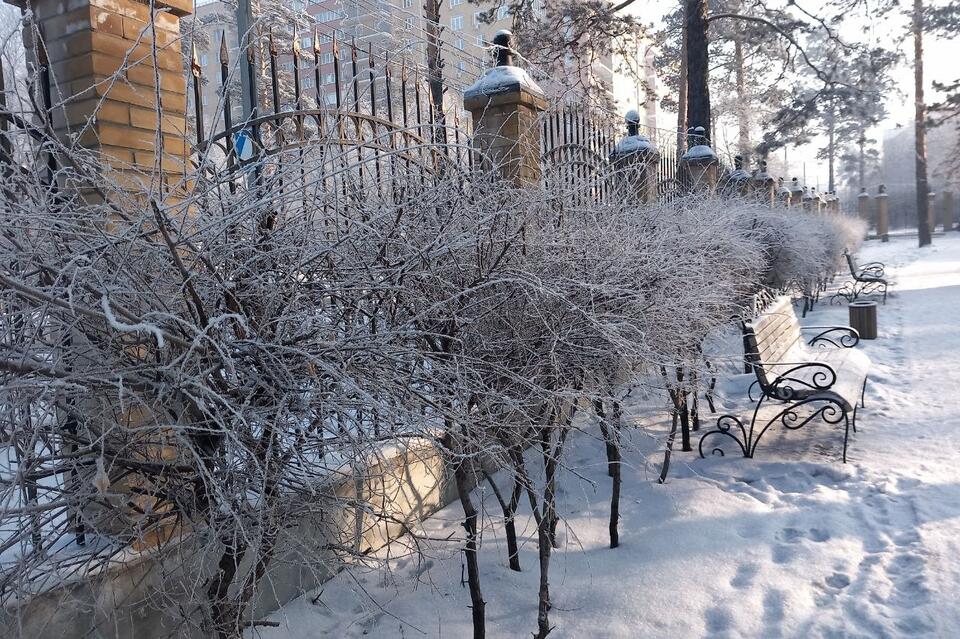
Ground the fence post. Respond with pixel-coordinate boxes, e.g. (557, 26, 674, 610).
(943, 190, 956, 231)
(463, 30, 545, 186)
(726, 154, 751, 197)
(857, 187, 871, 230)
(610, 109, 659, 202)
(789, 178, 804, 208)
(751, 160, 776, 208)
(679, 126, 718, 193)
(876, 184, 889, 242)
(776, 177, 792, 207)
(10, 0, 193, 549)
(14, 0, 192, 195)
(928, 190, 937, 234)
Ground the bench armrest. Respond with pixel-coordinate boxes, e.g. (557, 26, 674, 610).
(801, 325, 860, 348)
(765, 361, 838, 401)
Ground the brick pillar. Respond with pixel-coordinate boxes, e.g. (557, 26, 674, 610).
(789, 178, 803, 209)
(943, 190, 956, 231)
(776, 178, 791, 207)
(928, 191, 937, 233)
(610, 109, 659, 203)
(680, 126, 718, 193)
(11, 0, 193, 548)
(18, 0, 191, 193)
(751, 161, 776, 208)
(876, 184, 889, 242)
(464, 30, 545, 186)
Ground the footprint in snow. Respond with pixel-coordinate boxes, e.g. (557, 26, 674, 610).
(825, 572, 851, 590)
(730, 562, 759, 590)
(772, 543, 797, 565)
(808, 527, 831, 543)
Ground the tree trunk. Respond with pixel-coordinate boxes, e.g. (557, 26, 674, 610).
(827, 109, 836, 193)
(455, 461, 485, 639)
(857, 130, 866, 191)
(676, 4, 689, 158)
(914, 0, 931, 247)
(484, 466, 522, 572)
(594, 399, 622, 549)
(424, 0, 447, 145)
(659, 410, 679, 484)
(733, 24, 749, 160)
(685, 0, 711, 142)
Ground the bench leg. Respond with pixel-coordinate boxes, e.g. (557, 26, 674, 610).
(699, 394, 849, 462)
(843, 411, 851, 463)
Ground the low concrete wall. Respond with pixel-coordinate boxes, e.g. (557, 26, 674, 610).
(0, 439, 469, 639)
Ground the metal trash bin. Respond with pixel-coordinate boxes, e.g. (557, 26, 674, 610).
(849, 300, 878, 340)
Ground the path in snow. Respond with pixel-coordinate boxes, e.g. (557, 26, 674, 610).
(248, 234, 960, 639)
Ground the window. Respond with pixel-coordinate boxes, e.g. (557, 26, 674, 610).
(402, 0, 413, 7)
(302, 76, 315, 88)
(450, 0, 462, 5)
(202, 94, 209, 106)
(404, 16, 415, 30)
(199, 53, 208, 66)
(451, 15, 463, 30)
(324, 73, 335, 84)
(322, 52, 334, 64)
(476, 34, 484, 47)
(497, 6, 509, 20)
(455, 37, 464, 50)
(315, 10, 343, 22)
(473, 11, 483, 26)
(457, 60, 466, 72)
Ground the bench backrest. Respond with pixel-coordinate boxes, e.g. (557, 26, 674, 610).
(744, 296, 803, 387)
(845, 251, 857, 275)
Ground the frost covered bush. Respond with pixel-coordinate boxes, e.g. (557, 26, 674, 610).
(0, 74, 870, 639)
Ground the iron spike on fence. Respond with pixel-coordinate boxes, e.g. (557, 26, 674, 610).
(312, 26, 325, 123)
(268, 28, 280, 116)
(400, 59, 409, 129)
(191, 41, 204, 147)
(367, 43, 377, 119)
(219, 32, 237, 190)
(292, 23, 303, 112)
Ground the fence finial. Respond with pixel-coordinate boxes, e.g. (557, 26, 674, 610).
(493, 29, 513, 67)
(625, 109, 640, 137)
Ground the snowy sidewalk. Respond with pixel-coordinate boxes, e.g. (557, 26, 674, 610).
(249, 234, 960, 639)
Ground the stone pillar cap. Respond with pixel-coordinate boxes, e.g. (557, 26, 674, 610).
(681, 144, 718, 164)
(464, 65, 545, 109)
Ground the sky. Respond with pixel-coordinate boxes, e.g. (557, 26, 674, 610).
(613, 1, 959, 191)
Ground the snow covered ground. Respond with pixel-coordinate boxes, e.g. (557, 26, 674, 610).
(248, 233, 960, 639)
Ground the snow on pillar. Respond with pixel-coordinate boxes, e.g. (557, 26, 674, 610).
(610, 109, 659, 203)
(680, 126, 718, 194)
(464, 30, 546, 187)
(876, 184, 889, 242)
(724, 154, 752, 198)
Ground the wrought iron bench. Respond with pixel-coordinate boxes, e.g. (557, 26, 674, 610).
(832, 250, 888, 304)
(699, 296, 870, 462)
